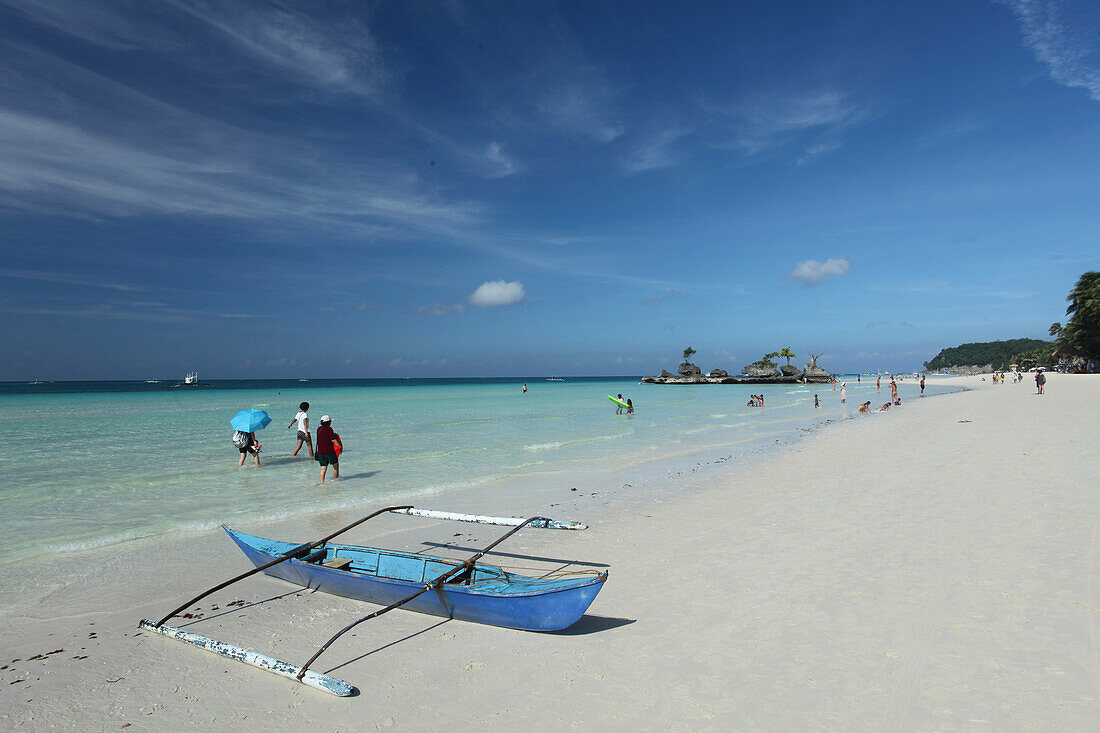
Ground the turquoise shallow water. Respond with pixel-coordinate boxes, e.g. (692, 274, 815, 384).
(0, 376, 934, 565)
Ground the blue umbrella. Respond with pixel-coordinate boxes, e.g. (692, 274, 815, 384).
(230, 408, 272, 433)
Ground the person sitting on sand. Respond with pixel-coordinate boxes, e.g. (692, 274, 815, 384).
(879, 403, 891, 411)
(858, 401, 871, 414)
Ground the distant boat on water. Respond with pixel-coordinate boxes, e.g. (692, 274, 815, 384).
(144, 379, 160, 384)
(27, 378, 43, 385)
(298, 378, 309, 382)
(171, 372, 203, 388)
(545, 376, 567, 382)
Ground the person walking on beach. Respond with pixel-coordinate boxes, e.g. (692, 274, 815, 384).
(920, 375, 925, 396)
(840, 382, 847, 404)
(315, 415, 341, 482)
(236, 431, 260, 467)
(889, 378, 898, 404)
(814, 394, 819, 408)
(877, 375, 881, 391)
(1035, 370, 1046, 395)
(289, 402, 313, 458)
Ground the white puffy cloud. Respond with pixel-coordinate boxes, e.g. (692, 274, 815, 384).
(788, 258, 851, 286)
(468, 280, 527, 307)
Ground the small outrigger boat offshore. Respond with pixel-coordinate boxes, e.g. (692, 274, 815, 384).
(140, 506, 607, 696)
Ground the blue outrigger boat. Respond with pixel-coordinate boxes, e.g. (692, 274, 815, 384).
(225, 527, 606, 631)
(140, 506, 607, 696)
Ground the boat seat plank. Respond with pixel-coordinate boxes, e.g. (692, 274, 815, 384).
(322, 557, 353, 570)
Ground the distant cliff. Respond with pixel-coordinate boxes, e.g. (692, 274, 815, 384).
(924, 339, 1050, 371)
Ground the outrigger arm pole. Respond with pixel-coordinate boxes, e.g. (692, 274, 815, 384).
(150, 505, 414, 628)
(295, 516, 552, 679)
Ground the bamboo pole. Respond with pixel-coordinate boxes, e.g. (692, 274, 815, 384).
(150, 505, 413, 628)
(295, 516, 551, 679)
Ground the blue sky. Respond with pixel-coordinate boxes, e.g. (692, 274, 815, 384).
(1, 0, 1098, 380)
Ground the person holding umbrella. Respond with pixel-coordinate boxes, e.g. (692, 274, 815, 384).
(231, 408, 271, 468)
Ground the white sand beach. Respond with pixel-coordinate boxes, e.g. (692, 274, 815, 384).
(2, 373, 1097, 730)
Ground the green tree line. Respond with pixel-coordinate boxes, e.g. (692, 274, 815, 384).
(924, 271, 1099, 371)
(923, 339, 1051, 371)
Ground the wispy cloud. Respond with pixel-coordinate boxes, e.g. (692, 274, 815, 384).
(442, 3, 623, 143)
(796, 140, 841, 166)
(867, 282, 1033, 299)
(172, 0, 388, 95)
(534, 72, 623, 142)
(482, 142, 520, 178)
(701, 88, 876, 160)
(0, 103, 480, 235)
(0, 267, 149, 292)
(623, 129, 689, 173)
(408, 302, 466, 317)
(788, 258, 852, 286)
(916, 115, 991, 149)
(7, 0, 389, 96)
(0, 3, 513, 230)
(0, 302, 255, 323)
(1002, 0, 1100, 101)
(642, 289, 690, 305)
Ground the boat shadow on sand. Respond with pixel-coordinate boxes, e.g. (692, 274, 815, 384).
(323, 613, 634, 677)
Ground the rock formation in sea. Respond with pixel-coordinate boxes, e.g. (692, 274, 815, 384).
(741, 363, 781, 378)
(641, 351, 833, 385)
(678, 361, 702, 377)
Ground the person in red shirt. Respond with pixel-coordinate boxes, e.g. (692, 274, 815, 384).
(315, 415, 342, 482)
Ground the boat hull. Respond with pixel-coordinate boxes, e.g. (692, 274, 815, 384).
(225, 528, 606, 631)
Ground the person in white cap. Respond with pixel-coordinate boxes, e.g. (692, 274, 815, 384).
(315, 415, 341, 482)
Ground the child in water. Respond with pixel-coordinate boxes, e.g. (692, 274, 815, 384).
(626, 398, 633, 414)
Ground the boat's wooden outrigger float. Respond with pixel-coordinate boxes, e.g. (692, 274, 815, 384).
(140, 505, 606, 696)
